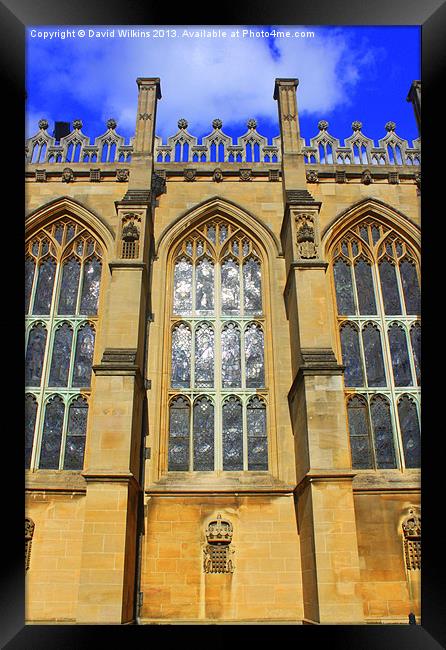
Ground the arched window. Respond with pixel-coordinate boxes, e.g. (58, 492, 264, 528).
(167, 218, 268, 472)
(25, 219, 103, 470)
(331, 218, 420, 470)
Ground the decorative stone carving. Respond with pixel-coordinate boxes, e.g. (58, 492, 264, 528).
(306, 169, 318, 183)
(25, 518, 35, 571)
(388, 171, 399, 184)
(35, 169, 46, 182)
(121, 214, 141, 259)
(107, 118, 117, 130)
(212, 118, 223, 130)
(203, 514, 234, 574)
(184, 169, 196, 182)
(61, 167, 74, 183)
(139, 112, 152, 121)
(282, 113, 296, 121)
(295, 213, 318, 259)
(351, 121, 363, 132)
(336, 170, 346, 184)
(116, 168, 129, 182)
(38, 119, 49, 131)
(385, 121, 396, 132)
(89, 168, 101, 182)
(72, 119, 83, 130)
(362, 169, 373, 185)
(402, 508, 421, 571)
(269, 169, 280, 182)
(247, 118, 257, 130)
(239, 169, 252, 182)
(415, 172, 421, 193)
(178, 118, 188, 130)
(152, 172, 166, 196)
(318, 120, 329, 131)
(213, 168, 223, 182)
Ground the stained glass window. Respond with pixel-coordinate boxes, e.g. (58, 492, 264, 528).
(333, 259, 355, 314)
(247, 397, 268, 470)
(347, 396, 373, 469)
(398, 395, 421, 469)
(193, 397, 214, 470)
(171, 323, 191, 388)
(168, 218, 267, 471)
(48, 323, 73, 387)
(331, 218, 420, 470)
(39, 395, 65, 469)
(222, 397, 243, 470)
(25, 323, 47, 387)
(25, 220, 103, 471)
(388, 324, 412, 386)
(340, 323, 364, 387)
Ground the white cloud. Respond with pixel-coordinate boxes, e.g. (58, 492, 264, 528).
(26, 26, 381, 140)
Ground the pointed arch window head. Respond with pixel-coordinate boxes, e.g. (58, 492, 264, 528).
(25, 217, 103, 471)
(167, 216, 268, 473)
(331, 216, 420, 471)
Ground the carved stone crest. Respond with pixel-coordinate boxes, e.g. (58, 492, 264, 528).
(122, 221, 140, 242)
(306, 169, 318, 183)
(72, 119, 83, 130)
(61, 167, 74, 183)
(239, 169, 252, 182)
(35, 169, 47, 182)
(203, 514, 234, 574)
(116, 168, 129, 182)
(184, 169, 196, 182)
(212, 118, 223, 130)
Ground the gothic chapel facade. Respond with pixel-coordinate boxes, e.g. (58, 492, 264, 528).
(25, 78, 421, 624)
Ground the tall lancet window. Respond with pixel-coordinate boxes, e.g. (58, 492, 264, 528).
(25, 219, 103, 471)
(168, 218, 268, 472)
(331, 218, 421, 470)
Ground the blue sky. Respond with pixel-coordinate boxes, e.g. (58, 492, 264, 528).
(26, 25, 420, 146)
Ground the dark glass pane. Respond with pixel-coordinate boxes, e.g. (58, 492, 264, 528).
(243, 258, 262, 315)
(388, 324, 412, 386)
(197, 241, 204, 256)
(54, 224, 64, 244)
(222, 397, 243, 470)
(333, 259, 355, 315)
(400, 260, 420, 315)
(352, 241, 359, 257)
(245, 324, 265, 388)
(379, 260, 402, 315)
(340, 323, 364, 387)
(221, 259, 240, 315)
(58, 257, 81, 314)
(371, 225, 380, 244)
(347, 396, 373, 469)
(359, 225, 369, 243)
(25, 394, 37, 468)
(173, 258, 192, 315)
(370, 396, 397, 469)
(196, 258, 214, 313)
(64, 397, 88, 469)
(220, 225, 228, 243)
(171, 323, 191, 388)
(66, 224, 75, 242)
(48, 323, 73, 387)
(195, 323, 214, 387)
(25, 324, 47, 386)
(362, 324, 386, 387)
(25, 257, 35, 313)
(72, 324, 95, 387)
(222, 323, 241, 387)
(39, 396, 64, 469)
(410, 324, 421, 386)
(398, 396, 421, 468)
(355, 259, 377, 314)
(79, 256, 101, 315)
(207, 225, 216, 243)
(193, 397, 214, 471)
(247, 397, 268, 470)
(33, 257, 56, 314)
(168, 397, 190, 471)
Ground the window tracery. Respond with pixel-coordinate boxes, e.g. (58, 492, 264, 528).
(25, 218, 103, 470)
(167, 218, 268, 472)
(331, 217, 420, 470)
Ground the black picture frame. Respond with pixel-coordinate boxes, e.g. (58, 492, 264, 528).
(2, 0, 445, 647)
